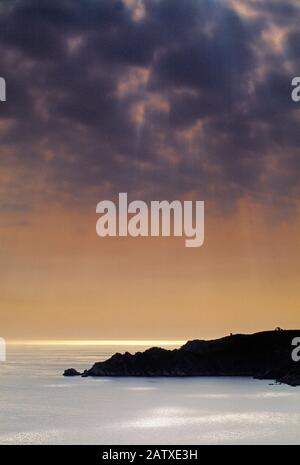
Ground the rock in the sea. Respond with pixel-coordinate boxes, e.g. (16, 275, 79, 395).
(63, 368, 81, 377)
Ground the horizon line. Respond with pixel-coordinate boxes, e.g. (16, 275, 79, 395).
(7, 339, 186, 347)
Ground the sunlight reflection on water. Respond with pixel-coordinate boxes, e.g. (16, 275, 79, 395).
(0, 344, 300, 445)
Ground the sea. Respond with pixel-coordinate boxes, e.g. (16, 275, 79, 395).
(0, 343, 299, 445)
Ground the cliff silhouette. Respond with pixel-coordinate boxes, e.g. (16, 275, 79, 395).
(64, 330, 300, 386)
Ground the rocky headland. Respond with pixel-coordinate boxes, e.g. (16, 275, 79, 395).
(63, 330, 300, 386)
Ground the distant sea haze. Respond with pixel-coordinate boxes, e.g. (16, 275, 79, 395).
(8, 339, 186, 346)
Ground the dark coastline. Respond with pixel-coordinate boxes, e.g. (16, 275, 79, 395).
(63, 330, 300, 386)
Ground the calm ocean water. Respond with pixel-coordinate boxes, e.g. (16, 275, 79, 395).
(0, 343, 300, 445)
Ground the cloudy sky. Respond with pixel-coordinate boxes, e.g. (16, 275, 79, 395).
(0, 0, 299, 340)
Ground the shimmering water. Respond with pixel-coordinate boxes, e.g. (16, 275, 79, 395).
(0, 344, 299, 445)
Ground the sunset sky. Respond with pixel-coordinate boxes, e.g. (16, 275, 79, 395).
(0, 0, 299, 341)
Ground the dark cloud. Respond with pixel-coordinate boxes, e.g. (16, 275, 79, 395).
(0, 0, 299, 212)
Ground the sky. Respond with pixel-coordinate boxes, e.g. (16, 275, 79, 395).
(0, 0, 299, 341)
